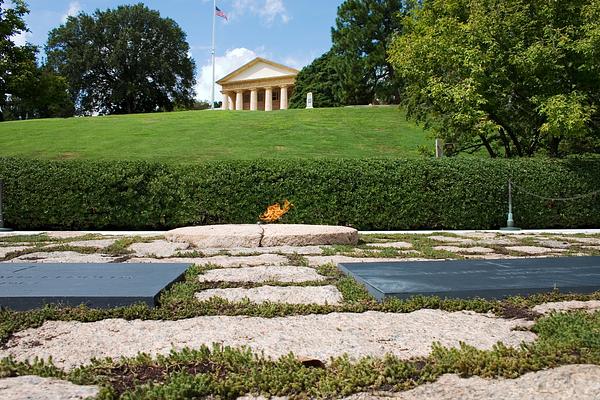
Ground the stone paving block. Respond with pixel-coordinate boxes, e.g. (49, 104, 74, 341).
(477, 238, 519, 245)
(428, 236, 476, 244)
(9, 251, 117, 263)
(199, 254, 290, 267)
(532, 300, 600, 315)
(197, 266, 327, 283)
(166, 225, 263, 248)
(0, 246, 30, 258)
(0, 375, 99, 400)
(306, 256, 430, 267)
(366, 242, 413, 249)
(455, 232, 499, 239)
(342, 364, 600, 400)
(0, 310, 536, 371)
(582, 246, 600, 251)
(126, 254, 289, 267)
(67, 239, 117, 249)
(206, 245, 326, 256)
(433, 246, 495, 254)
(128, 240, 190, 258)
(196, 285, 343, 305)
(533, 239, 572, 249)
(261, 224, 359, 247)
(45, 232, 91, 239)
(505, 246, 566, 255)
(567, 237, 600, 245)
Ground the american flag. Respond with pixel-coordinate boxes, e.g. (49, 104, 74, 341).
(215, 6, 228, 20)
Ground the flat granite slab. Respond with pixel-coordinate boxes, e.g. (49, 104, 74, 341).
(339, 256, 600, 301)
(0, 263, 191, 310)
(166, 224, 358, 248)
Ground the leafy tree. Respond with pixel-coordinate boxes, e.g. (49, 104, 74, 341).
(0, 0, 37, 121)
(4, 65, 74, 120)
(389, 0, 600, 157)
(289, 50, 342, 109)
(331, 0, 409, 105)
(46, 3, 196, 115)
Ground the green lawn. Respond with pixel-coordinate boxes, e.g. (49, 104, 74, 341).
(0, 106, 431, 163)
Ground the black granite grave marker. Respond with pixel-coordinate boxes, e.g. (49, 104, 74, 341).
(0, 263, 191, 310)
(339, 257, 600, 301)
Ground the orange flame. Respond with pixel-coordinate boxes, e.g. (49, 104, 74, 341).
(260, 200, 293, 223)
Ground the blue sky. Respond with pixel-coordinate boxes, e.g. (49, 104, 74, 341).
(13, 0, 344, 100)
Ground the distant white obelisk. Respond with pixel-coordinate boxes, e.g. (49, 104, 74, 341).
(306, 92, 313, 109)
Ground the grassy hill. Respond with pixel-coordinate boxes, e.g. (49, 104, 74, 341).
(0, 106, 431, 163)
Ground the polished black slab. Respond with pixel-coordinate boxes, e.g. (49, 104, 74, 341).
(0, 263, 191, 310)
(338, 257, 600, 301)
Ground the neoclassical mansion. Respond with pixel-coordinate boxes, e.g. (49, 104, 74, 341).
(218, 57, 298, 111)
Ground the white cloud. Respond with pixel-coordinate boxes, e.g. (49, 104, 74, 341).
(62, 1, 81, 23)
(231, 0, 290, 24)
(261, 0, 289, 23)
(195, 47, 262, 102)
(11, 30, 32, 46)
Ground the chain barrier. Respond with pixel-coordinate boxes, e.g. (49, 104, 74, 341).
(510, 180, 600, 202)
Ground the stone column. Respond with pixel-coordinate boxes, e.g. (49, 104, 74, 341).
(235, 91, 243, 111)
(250, 89, 258, 111)
(228, 94, 235, 110)
(265, 87, 273, 112)
(280, 86, 288, 110)
(222, 93, 229, 110)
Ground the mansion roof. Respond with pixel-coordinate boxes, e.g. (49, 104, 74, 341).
(217, 57, 299, 87)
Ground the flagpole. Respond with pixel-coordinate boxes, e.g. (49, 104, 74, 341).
(211, 0, 216, 109)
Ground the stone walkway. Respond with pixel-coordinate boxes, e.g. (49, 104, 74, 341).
(0, 310, 535, 371)
(342, 364, 600, 400)
(3, 364, 599, 400)
(1, 230, 599, 399)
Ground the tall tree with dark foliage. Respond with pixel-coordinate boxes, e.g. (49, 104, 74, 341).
(47, 3, 196, 115)
(331, 0, 409, 105)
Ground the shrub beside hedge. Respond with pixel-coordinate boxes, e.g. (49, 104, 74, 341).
(0, 157, 598, 230)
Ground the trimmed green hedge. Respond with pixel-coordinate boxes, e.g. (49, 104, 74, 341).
(0, 157, 599, 230)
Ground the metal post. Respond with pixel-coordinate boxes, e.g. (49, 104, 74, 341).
(0, 180, 13, 232)
(211, 0, 217, 109)
(435, 139, 444, 158)
(501, 179, 521, 231)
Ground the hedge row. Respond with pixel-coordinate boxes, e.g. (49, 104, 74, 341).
(0, 157, 599, 230)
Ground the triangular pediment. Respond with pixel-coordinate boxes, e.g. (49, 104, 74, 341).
(217, 57, 298, 84)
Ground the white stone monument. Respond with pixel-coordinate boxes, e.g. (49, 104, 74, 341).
(306, 92, 314, 109)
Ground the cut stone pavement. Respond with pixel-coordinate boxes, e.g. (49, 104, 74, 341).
(260, 224, 358, 247)
(0, 310, 536, 371)
(307, 256, 431, 267)
(127, 254, 289, 267)
(166, 224, 263, 248)
(9, 251, 117, 263)
(128, 240, 190, 258)
(366, 242, 413, 249)
(67, 239, 117, 249)
(195, 285, 343, 305)
(165, 224, 358, 248)
(342, 364, 600, 400)
(197, 266, 327, 283)
(433, 246, 495, 254)
(0, 375, 99, 400)
(505, 246, 567, 255)
(532, 300, 600, 315)
(0, 246, 30, 258)
(428, 236, 476, 244)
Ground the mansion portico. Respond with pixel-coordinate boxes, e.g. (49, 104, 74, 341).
(217, 57, 298, 111)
